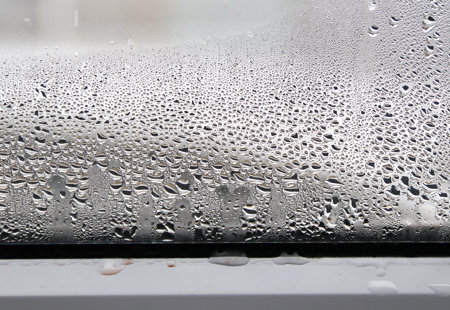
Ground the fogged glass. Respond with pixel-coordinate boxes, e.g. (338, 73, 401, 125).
(0, 0, 448, 243)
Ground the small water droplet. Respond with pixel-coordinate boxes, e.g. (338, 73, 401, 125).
(368, 25, 379, 36)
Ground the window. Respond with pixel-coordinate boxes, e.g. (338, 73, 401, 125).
(0, 0, 448, 251)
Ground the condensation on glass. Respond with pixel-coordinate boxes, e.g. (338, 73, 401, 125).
(0, 0, 448, 243)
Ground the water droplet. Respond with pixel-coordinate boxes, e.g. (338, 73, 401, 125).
(368, 25, 379, 36)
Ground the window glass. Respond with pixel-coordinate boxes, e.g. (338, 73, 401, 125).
(0, 0, 448, 243)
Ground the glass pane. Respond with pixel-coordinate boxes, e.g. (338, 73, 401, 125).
(0, 0, 448, 243)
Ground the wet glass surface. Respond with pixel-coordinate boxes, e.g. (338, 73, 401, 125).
(0, 0, 448, 243)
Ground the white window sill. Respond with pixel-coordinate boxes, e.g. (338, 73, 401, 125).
(0, 257, 449, 309)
